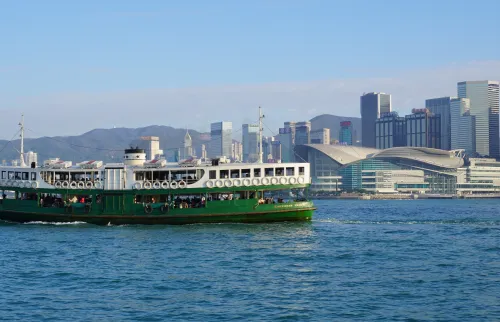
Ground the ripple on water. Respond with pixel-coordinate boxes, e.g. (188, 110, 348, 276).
(0, 199, 499, 321)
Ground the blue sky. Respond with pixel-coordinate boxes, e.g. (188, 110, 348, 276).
(0, 0, 499, 138)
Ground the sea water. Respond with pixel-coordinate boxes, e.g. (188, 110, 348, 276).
(0, 199, 499, 321)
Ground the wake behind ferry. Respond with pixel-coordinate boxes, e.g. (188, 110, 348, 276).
(0, 112, 315, 225)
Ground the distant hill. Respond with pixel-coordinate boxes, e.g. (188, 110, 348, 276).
(310, 114, 361, 141)
(0, 126, 209, 163)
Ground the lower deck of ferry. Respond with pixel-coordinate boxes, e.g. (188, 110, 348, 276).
(0, 187, 315, 225)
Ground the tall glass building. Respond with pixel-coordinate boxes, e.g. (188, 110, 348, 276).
(339, 121, 353, 145)
(458, 81, 500, 157)
(405, 109, 441, 149)
(375, 112, 406, 149)
(210, 121, 232, 158)
(360, 92, 392, 148)
(242, 124, 259, 162)
(425, 97, 453, 150)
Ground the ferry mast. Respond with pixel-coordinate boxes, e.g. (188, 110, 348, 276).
(258, 106, 264, 164)
(19, 114, 26, 167)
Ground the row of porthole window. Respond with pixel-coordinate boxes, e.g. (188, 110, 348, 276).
(209, 167, 305, 180)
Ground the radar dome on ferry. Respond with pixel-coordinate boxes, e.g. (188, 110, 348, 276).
(123, 147, 146, 166)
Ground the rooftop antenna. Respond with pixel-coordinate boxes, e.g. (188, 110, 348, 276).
(19, 114, 26, 167)
(258, 106, 265, 163)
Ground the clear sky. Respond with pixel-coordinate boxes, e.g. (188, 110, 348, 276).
(1, 0, 499, 139)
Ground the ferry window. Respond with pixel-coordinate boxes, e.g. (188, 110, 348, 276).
(8, 171, 14, 179)
(15, 172, 21, 180)
(265, 168, 274, 177)
(22, 172, 29, 180)
(135, 172, 145, 180)
(1, 171, 5, 179)
(209, 170, 216, 179)
(220, 170, 229, 179)
(299, 167, 305, 175)
(242, 169, 250, 178)
(230, 169, 240, 178)
(276, 167, 284, 176)
(31, 172, 37, 180)
(254, 168, 261, 177)
(286, 167, 295, 176)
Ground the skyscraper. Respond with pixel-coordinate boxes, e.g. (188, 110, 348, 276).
(183, 130, 193, 159)
(405, 109, 441, 149)
(375, 112, 406, 149)
(339, 121, 353, 145)
(295, 121, 311, 145)
(450, 98, 474, 152)
(311, 128, 330, 144)
(277, 127, 294, 162)
(458, 81, 500, 157)
(242, 124, 259, 162)
(209, 121, 232, 158)
(425, 97, 453, 150)
(360, 92, 392, 148)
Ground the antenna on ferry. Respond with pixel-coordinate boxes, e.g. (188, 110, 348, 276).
(258, 106, 265, 164)
(19, 114, 26, 167)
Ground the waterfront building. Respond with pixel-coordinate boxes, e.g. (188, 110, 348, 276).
(271, 141, 282, 162)
(210, 121, 232, 158)
(405, 109, 441, 149)
(182, 130, 193, 159)
(262, 136, 274, 162)
(311, 128, 330, 144)
(295, 145, 462, 194)
(231, 140, 242, 161)
(242, 124, 259, 162)
(141, 136, 162, 160)
(295, 121, 311, 145)
(375, 112, 406, 149)
(426, 97, 453, 150)
(277, 127, 294, 162)
(450, 98, 474, 151)
(362, 170, 429, 194)
(360, 92, 392, 148)
(284, 121, 297, 143)
(458, 81, 500, 157)
(339, 121, 353, 145)
(458, 112, 476, 155)
(456, 158, 500, 194)
(201, 144, 207, 160)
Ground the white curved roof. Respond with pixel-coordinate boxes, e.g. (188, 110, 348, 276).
(303, 144, 379, 165)
(370, 147, 464, 168)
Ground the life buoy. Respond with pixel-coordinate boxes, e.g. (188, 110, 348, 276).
(78, 182, 85, 189)
(261, 177, 270, 185)
(133, 182, 142, 190)
(224, 180, 233, 187)
(160, 204, 169, 213)
(144, 181, 152, 190)
(31, 181, 39, 189)
(161, 181, 169, 189)
(298, 177, 306, 184)
(170, 181, 178, 189)
(271, 177, 279, 185)
(252, 178, 260, 186)
(289, 177, 297, 184)
(153, 181, 161, 189)
(12, 181, 18, 187)
(234, 179, 241, 187)
(279, 177, 287, 185)
(206, 180, 214, 188)
(94, 181, 102, 189)
(144, 204, 152, 214)
(24, 181, 31, 188)
(243, 178, 251, 186)
(55, 181, 62, 188)
(215, 180, 224, 188)
(86, 181, 94, 189)
(178, 181, 187, 189)
(62, 181, 69, 189)
(70, 182, 77, 189)
(0, 180, 4, 186)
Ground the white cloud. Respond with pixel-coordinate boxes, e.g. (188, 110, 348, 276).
(1, 60, 500, 140)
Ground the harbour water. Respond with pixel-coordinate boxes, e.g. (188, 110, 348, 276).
(1, 199, 499, 321)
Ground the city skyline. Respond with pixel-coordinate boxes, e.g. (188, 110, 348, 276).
(1, 1, 500, 139)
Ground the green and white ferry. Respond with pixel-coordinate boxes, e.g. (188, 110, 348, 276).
(0, 116, 315, 225)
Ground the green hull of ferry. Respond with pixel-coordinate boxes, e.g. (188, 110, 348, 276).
(0, 184, 315, 225)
